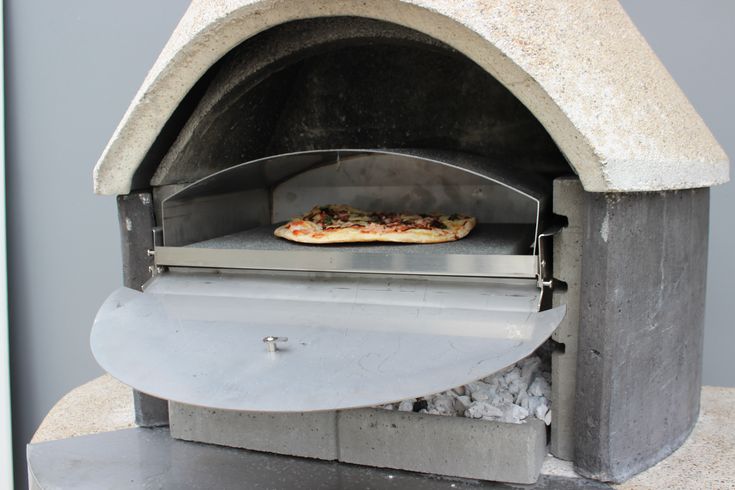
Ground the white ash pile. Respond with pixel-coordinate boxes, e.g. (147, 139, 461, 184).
(380, 354, 552, 425)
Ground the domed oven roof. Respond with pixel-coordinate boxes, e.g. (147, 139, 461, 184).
(93, 0, 728, 194)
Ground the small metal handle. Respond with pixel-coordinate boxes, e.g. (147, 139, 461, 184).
(263, 336, 288, 353)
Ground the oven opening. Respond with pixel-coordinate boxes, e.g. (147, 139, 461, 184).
(156, 149, 548, 279)
(92, 17, 569, 425)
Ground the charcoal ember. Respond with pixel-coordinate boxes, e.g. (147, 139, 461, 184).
(534, 403, 550, 424)
(503, 366, 522, 385)
(508, 378, 525, 397)
(376, 353, 552, 425)
(464, 382, 485, 396)
(528, 376, 551, 398)
(468, 384, 494, 402)
(452, 395, 472, 412)
(518, 394, 547, 415)
(426, 394, 457, 416)
(518, 356, 542, 385)
(398, 399, 415, 412)
(493, 401, 529, 424)
(465, 401, 503, 419)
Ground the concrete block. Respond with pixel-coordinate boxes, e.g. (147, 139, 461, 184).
(337, 408, 547, 484)
(574, 188, 709, 482)
(550, 177, 585, 460)
(132, 391, 169, 428)
(169, 402, 338, 460)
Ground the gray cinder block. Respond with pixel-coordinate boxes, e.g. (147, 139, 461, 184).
(337, 408, 547, 485)
(550, 177, 585, 460)
(169, 402, 548, 483)
(168, 402, 338, 460)
(574, 188, 709, 482)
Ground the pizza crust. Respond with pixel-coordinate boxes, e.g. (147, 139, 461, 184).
(274, 205, 476, 244)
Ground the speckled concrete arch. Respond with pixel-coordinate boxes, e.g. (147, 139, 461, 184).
(93, 0, 728, 195)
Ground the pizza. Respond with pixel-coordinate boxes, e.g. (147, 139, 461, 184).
(274, 204, 476, 244)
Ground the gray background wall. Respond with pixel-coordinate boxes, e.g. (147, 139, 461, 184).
(4, 0, 733, 488)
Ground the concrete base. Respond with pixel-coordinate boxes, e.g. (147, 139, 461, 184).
(29, 376, 735, 488)
(575, 188, 709, 482)
(169, 402, 547, 484)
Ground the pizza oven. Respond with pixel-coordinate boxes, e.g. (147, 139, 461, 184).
(66, 1, 731, 487)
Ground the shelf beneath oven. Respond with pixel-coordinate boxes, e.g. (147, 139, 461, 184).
(154, 223, 539, 277)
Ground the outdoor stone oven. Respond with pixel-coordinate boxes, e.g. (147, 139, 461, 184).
(85, 0, 727, 486)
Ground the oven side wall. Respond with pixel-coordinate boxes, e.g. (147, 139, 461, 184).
(574, 188, 708, 482)
(550, 177, 585, 460)
(117, 192, 170, 427)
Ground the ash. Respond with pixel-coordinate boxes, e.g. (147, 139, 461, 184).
(380, 354, 552, 425)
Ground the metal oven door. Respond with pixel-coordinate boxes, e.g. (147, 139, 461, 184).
(91, 269, 564, 411)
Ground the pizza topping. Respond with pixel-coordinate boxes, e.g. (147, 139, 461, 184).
(294, 205, 470, 232)
(275, 204, 476, 244)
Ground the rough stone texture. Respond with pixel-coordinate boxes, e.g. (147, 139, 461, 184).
(575, 188, 709, 483)
(150, 18, 565, 186)
(168, 402, 338, 460)
(549, 177, 584, 460)
(30, 376, 735, 487)
(31, 375, 134, 444)
(117, 192, 170, 427)
(93, 0, 728, 195)
(338, 408, 547, 484)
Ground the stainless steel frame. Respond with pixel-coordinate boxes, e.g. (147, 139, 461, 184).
(156, 149, 551, 279)
(154, 246, 538, 278)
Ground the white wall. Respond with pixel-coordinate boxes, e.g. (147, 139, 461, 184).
(4, 1, 733, 489)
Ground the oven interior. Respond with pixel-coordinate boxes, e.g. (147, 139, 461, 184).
(156, 149, 550, 278)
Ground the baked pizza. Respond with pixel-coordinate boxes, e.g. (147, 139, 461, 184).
(274, 204, 476, 244)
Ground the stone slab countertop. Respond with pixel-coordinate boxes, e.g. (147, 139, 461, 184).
(32, 375, 735, 488)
